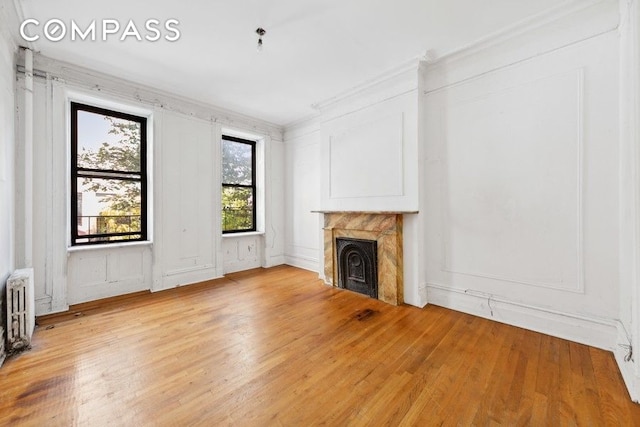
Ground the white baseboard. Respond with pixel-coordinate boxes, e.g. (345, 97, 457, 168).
(263, 255, 286, 268)
(614, 324, 640, 403)
(35, 296, 52, 316)
(223, 261, 262, 274)
(425, 283, 617, 351)
(155, 267, 222, 292)
(418, 285, 429, 308)
(284, 255, 319, 273)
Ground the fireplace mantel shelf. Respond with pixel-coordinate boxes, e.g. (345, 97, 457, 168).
(312, 210, 418, 214)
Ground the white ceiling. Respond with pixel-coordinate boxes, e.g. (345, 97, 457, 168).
(18, 0, 564, 126)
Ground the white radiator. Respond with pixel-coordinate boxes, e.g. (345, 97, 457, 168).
(6, 268, 35, 352)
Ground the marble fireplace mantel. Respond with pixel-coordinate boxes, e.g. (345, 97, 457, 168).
(315, 211, 418, 305)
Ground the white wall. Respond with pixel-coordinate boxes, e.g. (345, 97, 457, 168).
(617, 0, 640, 402)
(222, 235, 261, 274)
(281, 1, 636, 364)
(283, 121, 322, 273)
(318, 67, 420, 213)
(221, 130, 285, 275)
(17, 55, 284, 314)
(264, 137, 286, 268)
(0, 0, 17, 295)
(423, 0, 621, 350)
(152, 110, 217, 290)
(284, 62, 427, 307)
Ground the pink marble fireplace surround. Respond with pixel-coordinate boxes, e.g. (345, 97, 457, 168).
(319, 211, 415, 305)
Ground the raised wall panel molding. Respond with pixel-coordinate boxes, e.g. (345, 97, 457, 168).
(67, 247, 151, 305)
(439, 69, 585, 294)
(328, 112, 404, 200)
(320, 92, 418, 212)
(49, 80, 69, 314)
(222, 236, 262, 274)
(160, 112, 216, 280)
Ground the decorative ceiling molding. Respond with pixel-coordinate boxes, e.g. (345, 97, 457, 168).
(310, 53, 428, 114)
(430, 0, 616, 66)
(30, 53, 284, 139)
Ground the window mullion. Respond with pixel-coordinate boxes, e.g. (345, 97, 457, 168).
(222, 183, 253, 189)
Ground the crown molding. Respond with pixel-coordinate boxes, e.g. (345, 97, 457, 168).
(429, 0, 616, 66)
(310, 53, 428, 114)
(28, 54, 284, 139)
(284, 111, 321, 132)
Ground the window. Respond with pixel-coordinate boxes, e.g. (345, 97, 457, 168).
(71, 102, 147, 245)
(221, 135, 256, 233)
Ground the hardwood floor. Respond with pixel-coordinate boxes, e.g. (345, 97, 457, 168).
(1, 265, 639, 425)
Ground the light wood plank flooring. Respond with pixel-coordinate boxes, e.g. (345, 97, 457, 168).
(1, 265, 639, 425)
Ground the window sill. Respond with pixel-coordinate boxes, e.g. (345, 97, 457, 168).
(222, 231, 265, 238)
(67, 241, 153, 253)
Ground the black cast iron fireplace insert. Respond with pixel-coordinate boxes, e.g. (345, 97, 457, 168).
(336, 237, 378, 298)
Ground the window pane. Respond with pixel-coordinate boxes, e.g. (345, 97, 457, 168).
(222, 139, 252, 185)
(77, 177, 141, 238)
(77, 110, 141, 172)
(222, 186, 254, 231)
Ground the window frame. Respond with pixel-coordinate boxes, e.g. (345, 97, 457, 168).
(221, 135, 257, 234)
(70, 102, 148, 246)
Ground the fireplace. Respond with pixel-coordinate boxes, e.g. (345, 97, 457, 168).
(336, 237, 378, 298)
(318, 211, 413, 305)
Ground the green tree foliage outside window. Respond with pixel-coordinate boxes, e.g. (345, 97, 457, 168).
(222, 137, 256, 233)
(72, 103, 146, 244)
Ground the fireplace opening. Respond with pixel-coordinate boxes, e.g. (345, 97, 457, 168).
(336, 237, 378, 298)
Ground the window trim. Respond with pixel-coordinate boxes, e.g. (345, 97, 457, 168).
(70, 102, 148, 246)
(221, 135, 257, 234)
